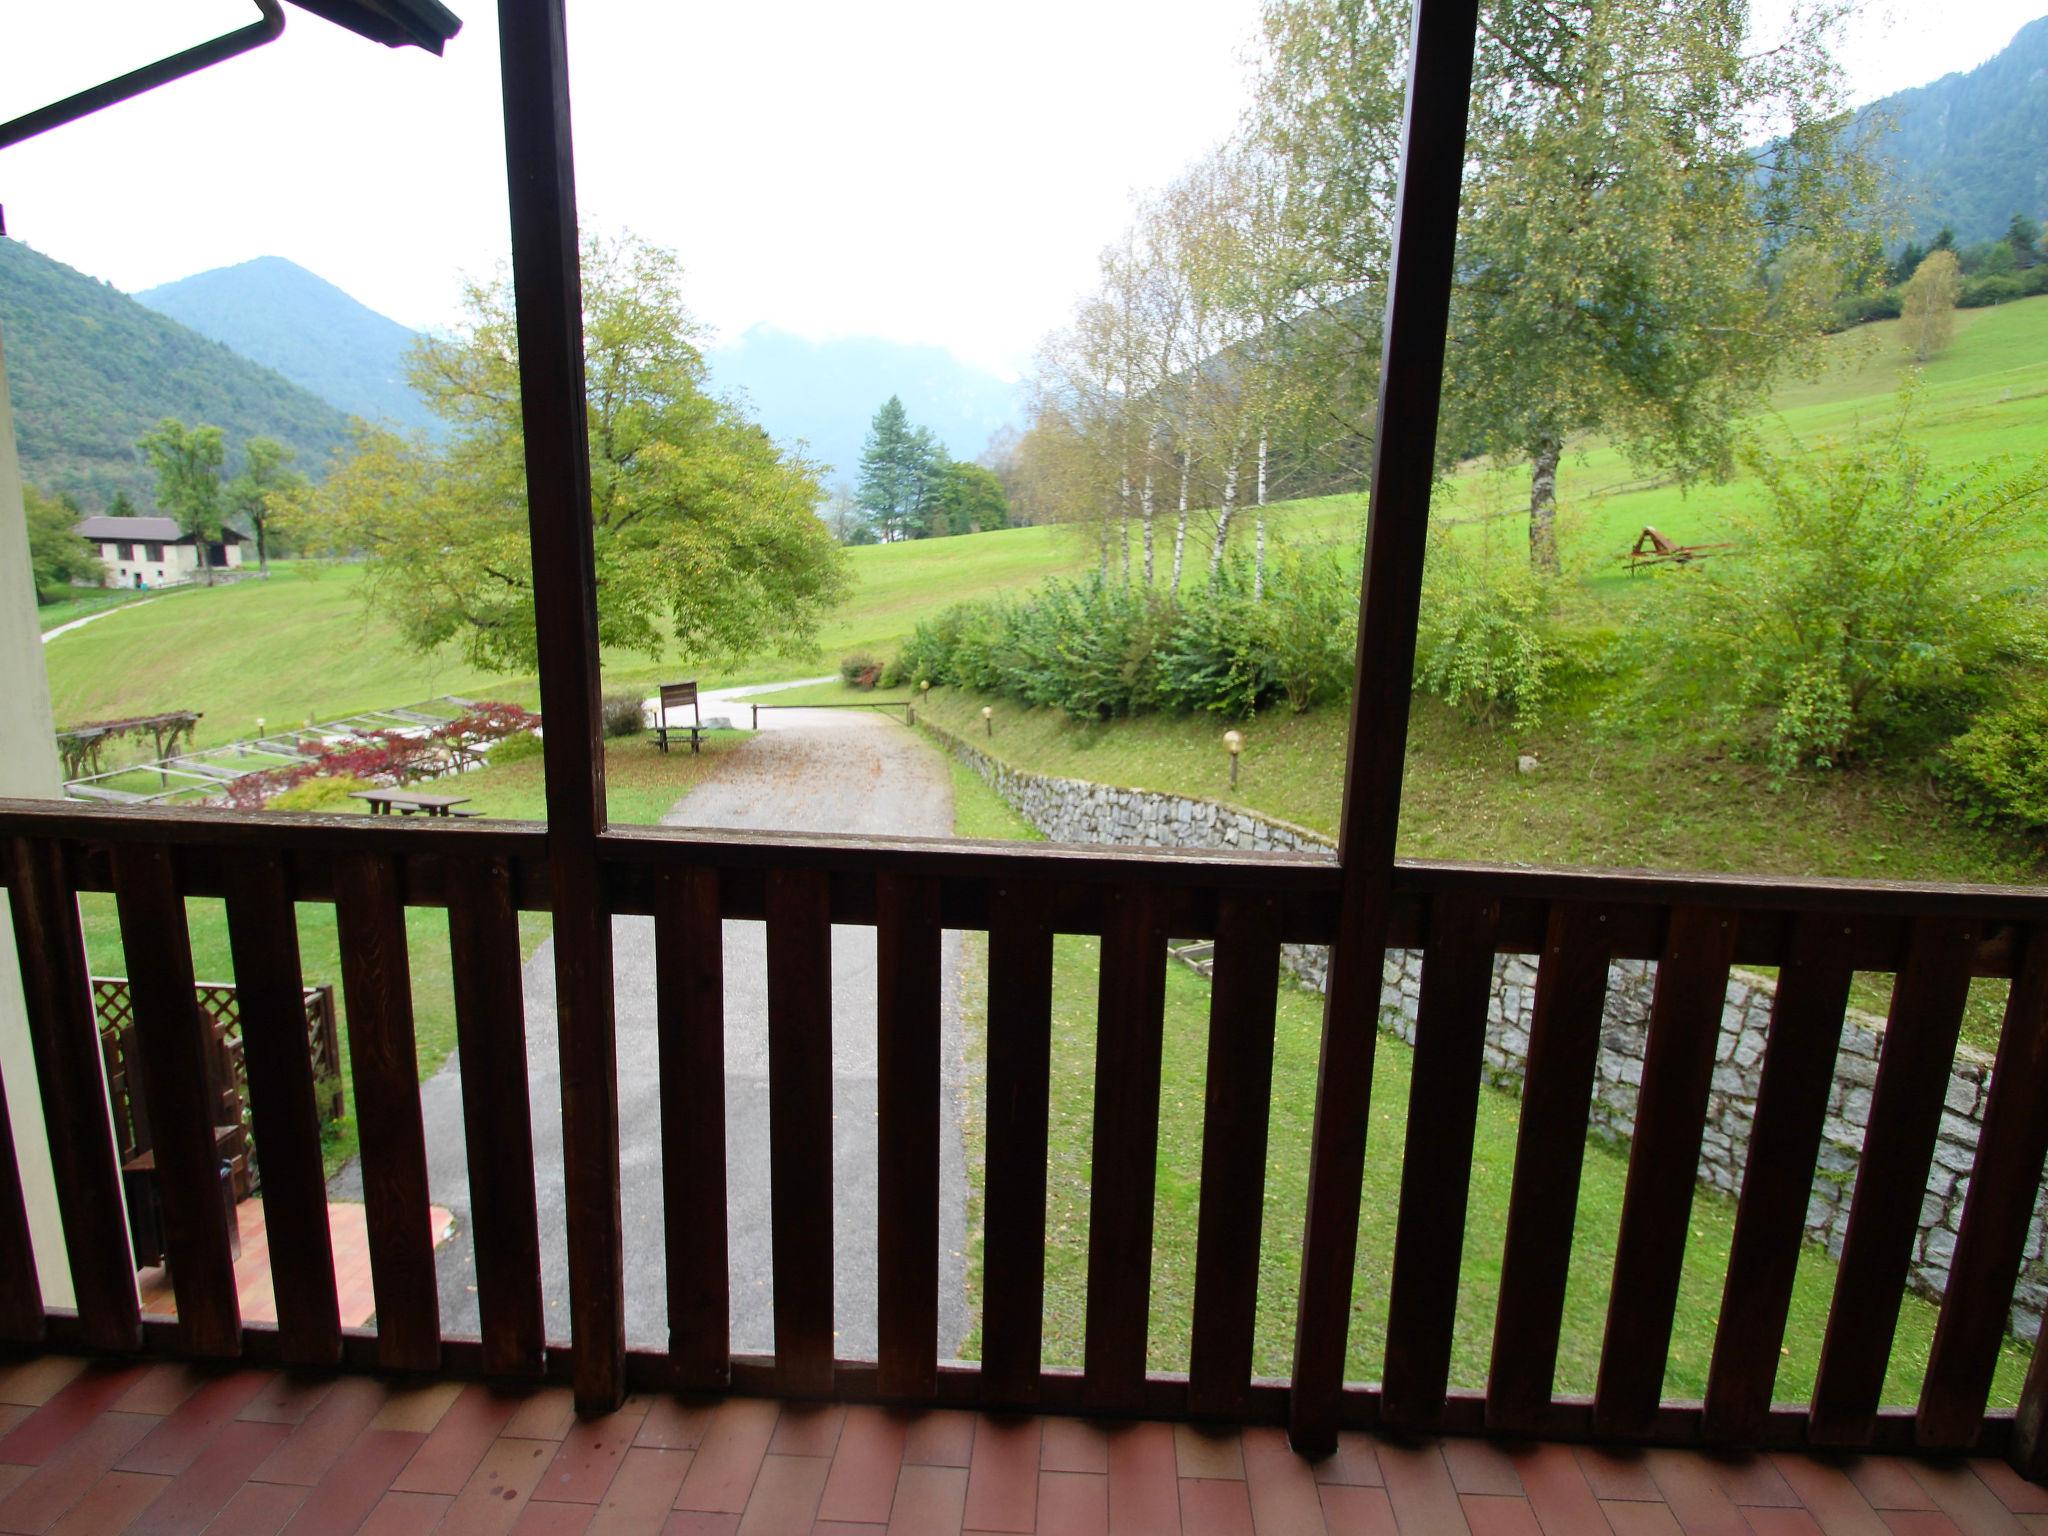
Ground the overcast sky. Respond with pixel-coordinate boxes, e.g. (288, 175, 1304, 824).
(2, 0, 2042, 379)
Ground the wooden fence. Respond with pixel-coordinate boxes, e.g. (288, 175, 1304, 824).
(2, 805, 2045, 1475)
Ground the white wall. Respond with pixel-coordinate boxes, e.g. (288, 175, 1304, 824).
(0, 323, 80, 1308)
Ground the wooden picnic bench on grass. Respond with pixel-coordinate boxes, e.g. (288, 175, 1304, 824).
(654, 681, 705, 754)
(350, 788, 477, 818)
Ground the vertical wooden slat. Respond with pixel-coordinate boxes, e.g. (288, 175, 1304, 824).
(1487, 900, 1615, 1435)
(1288, 0, 1480, 1458)
(1925, 927, 2048, 1452)
(1083, 883, 1169, 1413)
(655, 864, 729, 1390)
(447, 856, 544, 1379)
(332, 851, 439, 1372)
(223, 853, 340, 1367)
(0, 1054, 44, 1345)
(1187, 892, 1284, 1420)
(5, 837, 139, 1351)
(495, 0, 624, 1414)
(765, 867, 834, 1394)
(979, 883, 1054, 1406)
(111, 843, 240, 1357)
(1809, 914, 1978, 1446)
(1380, 892, 1502, 1429)
(1702, 911, 1855, 1445)
(1594, 905, 1739, 1437)
(877, 873, 942, 1399)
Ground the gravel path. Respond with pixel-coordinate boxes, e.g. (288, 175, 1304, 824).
(356, 706, 969, 1360)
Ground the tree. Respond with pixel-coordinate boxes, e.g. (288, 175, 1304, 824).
(138, 418, 227, 583)
(856, 397, 947, 540)
(310, 232, 847, 673)
(224, 436, 303, 574)
(2006, 213, 2041, 269)
(23, 485, 101, 601)
(823, 483, 869, 544)
(933, 460, 1009, 535)
(1902, 250, 1963, 361)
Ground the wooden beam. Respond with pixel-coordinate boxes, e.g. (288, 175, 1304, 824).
(1288, 0, 1480, 1457)
(495, 0, 624, 1413)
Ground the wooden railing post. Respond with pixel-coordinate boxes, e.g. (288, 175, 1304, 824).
(496, 0, 625, 1413)
(1288, 0, 1479, 1456)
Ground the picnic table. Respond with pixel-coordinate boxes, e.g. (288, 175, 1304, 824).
(350, 788, 475, 818)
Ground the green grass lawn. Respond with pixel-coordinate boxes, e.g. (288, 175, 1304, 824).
(35, 584, 169, 633)
(76, 736, 741, 1175)
(939, 734, 2033, 1405)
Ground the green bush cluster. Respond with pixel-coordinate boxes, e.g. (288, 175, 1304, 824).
(1416, 531, 1557, 727)
(599, 691, 646, 739)
(488, 729, 546, 765)
(839, 652, 882, 687)
(1942, 686, 2048, 837)
(898, 549, 1365, 722)
(266, 775, 375, 813)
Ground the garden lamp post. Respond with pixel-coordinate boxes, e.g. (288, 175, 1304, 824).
(916, 678, 928, 726)
(1224, 729, 1243, 787)
(982, 705, 993, 739)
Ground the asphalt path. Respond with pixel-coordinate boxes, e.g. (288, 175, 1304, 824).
(335, 702, 969, 1362)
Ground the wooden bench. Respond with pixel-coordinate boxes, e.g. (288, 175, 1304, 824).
(654, 681, 705, 754)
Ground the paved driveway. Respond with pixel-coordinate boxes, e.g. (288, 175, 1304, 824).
(337, 705, 970, 1360)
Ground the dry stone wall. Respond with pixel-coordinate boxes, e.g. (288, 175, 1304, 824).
(927, 720, 2046, 1343)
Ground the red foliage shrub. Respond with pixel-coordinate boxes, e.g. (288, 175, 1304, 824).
(224, 701, 542, 811)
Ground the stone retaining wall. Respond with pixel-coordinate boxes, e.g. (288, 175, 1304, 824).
(926, 719, 2046, 1342)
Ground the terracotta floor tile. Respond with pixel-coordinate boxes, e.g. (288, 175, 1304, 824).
(1847, 1460, 1940, 1512)
(0, 1362, 151, 1465)
(439, 1435, 560, 1536)
(1904, 1461, 2028, 1536)
(509, 1502, 595, 1534)
(1178, 1476, 1254, 1536)
(1743, 1509, 1825, 1535)
(811, 1524, 886, 1536)
(537, 1413, 642, 1504)
(732, 1452, 828, 1534)
(505, 1391, 579, 1444)
(1312, 1433, 1383, 1489)
(1037, 1470, 1108, 1536)
(904, 1412, 977, 1469)
(249, 1376, 389, 1486)
(1970, 1462, 2048, 1517)
(1645, 1449, 1749, 1536)
(0, 1358, 85, 1409)
(1768, 1455, 1891, 1536)
(765, 1404, 844, 1459)
(1602, 1500, 1683, 1536)
(818, 1405, 908, 1526)
(1463, 1492, 1543, 1535)
(661, 1514, 740, 1535)
(111, 1364, 212, 1417)
(637, 1399, 717, 1453)
(0, 1409, 30, 1444)
(237, 1376, 338, 1427)
(1241, 1428, 1323, 1536)
(355, 1490, 456, 1535)
(1712, 1455, 1802, 1510)
(1512, 1442, 1614, 1535)
(128, 1418, 293, 1536)
(1106, 1421, 1178, 1536)
(1577, 1449, 1662, 1504)
(1039, 1419, 1109, 1476)
(962, 1418, 1038, 1534)
(1320, 1483, 1399, 1536)
(585, 1446, 693, 1536)
(395, 1385, 525, 1495)
(1445, 1441, 1524, 1499)
(204, 1481, 309, 1535)
(276, 1426, 425, 1536)
(118, 1369, 273, 1475)
(0, 1409, 159, 1531)
(1172, 1426, 1243, 1481)
(1877, 1514, 1965, 1536)
(674, 1400, 779, 1515)
(45, 1467, 169, 1535)
(1380, 1440, 1472, 1536)
(372, 1382, 466, 1435)
(884, 1463, 966, 1536)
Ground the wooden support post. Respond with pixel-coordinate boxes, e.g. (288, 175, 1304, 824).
(496, 0, 624, 1413)
(1287, 0, 1479, 1457)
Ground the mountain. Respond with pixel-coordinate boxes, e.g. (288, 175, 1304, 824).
(1857, 15, 2048, 246)
(706, 327, 1021, 487)
(135, 256, 436, 436)
(0, 240, 354, 510)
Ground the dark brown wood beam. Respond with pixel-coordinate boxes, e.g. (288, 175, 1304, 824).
(495, 0, 625, 1413)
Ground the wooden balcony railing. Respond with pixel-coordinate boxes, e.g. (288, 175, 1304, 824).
(2, 801, 2045, 1479)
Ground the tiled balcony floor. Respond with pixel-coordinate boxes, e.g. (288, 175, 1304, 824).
(0, 1354, 2038, 1534)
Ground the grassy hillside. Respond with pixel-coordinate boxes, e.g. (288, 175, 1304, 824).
(0, 240, 353, 509)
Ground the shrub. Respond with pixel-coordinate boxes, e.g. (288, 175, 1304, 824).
(265, 775, 375, 813)
(1960, 275, 2025, 308)
(839, 652, 880, 687)
(1415, 531, 1555, 727)
(1255, 547, 1360, 713)
(1942, 686, 2048, 835)
(600, 691, 646, 738)
(878, 655, 906, 689)
(1656, 391, 2048, 778)
(489, 729, 546, 765)
(1827, 289, 1902, 330)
